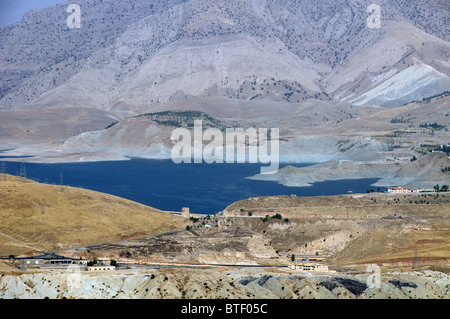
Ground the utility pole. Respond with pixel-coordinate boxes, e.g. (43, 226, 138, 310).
(60, 171, 64, 192)
(18, 162, 26, 182)
(0, 161, 6, 180)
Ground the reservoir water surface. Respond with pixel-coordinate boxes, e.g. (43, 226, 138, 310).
(1, 159, 384, 214)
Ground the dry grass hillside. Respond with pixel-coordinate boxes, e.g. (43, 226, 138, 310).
(0, 174, 186, 257)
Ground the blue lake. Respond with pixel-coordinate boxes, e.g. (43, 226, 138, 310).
(1, 159, 384, 214)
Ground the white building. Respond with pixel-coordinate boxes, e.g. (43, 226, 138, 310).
(290, 263, 330, 272)
(85, 265, 116, 271)
(387, 186, 410, 194)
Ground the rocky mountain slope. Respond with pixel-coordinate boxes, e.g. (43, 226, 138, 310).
(1, 0, 449, 112)
(0, 0, 449, 187)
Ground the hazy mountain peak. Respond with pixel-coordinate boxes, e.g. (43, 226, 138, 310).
(0, 0, 449, 111)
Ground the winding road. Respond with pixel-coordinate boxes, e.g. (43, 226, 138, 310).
(410, 126, 447, 155)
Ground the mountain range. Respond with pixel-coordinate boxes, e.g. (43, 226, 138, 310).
(1, 0, 449, 111)
(0, 0, 449, 187)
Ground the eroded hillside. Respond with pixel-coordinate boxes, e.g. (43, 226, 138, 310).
(0, 266, 448, 299)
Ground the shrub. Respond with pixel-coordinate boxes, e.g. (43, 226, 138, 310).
(272, 213, 282, 219)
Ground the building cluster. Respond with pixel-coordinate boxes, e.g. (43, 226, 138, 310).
(290, 263, 330, 272)
(9, 253, 116, 272)
(287, 254, 334, 273)
(387, 186, 434, 194)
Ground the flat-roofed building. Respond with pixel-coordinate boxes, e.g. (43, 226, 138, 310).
(17, 252, 76, 265)
(85, 265, 116, 271)
(387, 186, 409, 193)
(15, 252, 87, 270)
(290, 263, 329, 272)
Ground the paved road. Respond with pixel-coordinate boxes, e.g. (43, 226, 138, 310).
(410, 126, 447, 155)
(433, 127, 447, 138)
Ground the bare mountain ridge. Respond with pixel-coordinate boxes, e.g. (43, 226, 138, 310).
(2, 93, 449, 164)
(0, 0, 449, 112)
(0, 0, 188, 107)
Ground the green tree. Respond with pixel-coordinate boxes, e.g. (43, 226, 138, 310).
(291, 254, 295, 262)
(272, 213, 282, 219)
(87, 257, 98, 266)
(440, 185, 449, 192)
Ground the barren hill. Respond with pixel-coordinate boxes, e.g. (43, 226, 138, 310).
(0, 174, 186, 257)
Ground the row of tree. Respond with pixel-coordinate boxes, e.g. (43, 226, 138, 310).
(87, 257, 117, 267)
(433, 184, 449, 192)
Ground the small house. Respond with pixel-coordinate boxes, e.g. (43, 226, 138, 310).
(387, 186, 409, 194)
(85, 265, 116, 271)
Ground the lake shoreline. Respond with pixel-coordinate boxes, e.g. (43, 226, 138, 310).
(0, 159, 386, 214)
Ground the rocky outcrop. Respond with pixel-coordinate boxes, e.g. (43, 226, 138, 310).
(81, 225, 283, 267)
(0, 268, 448, 299)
